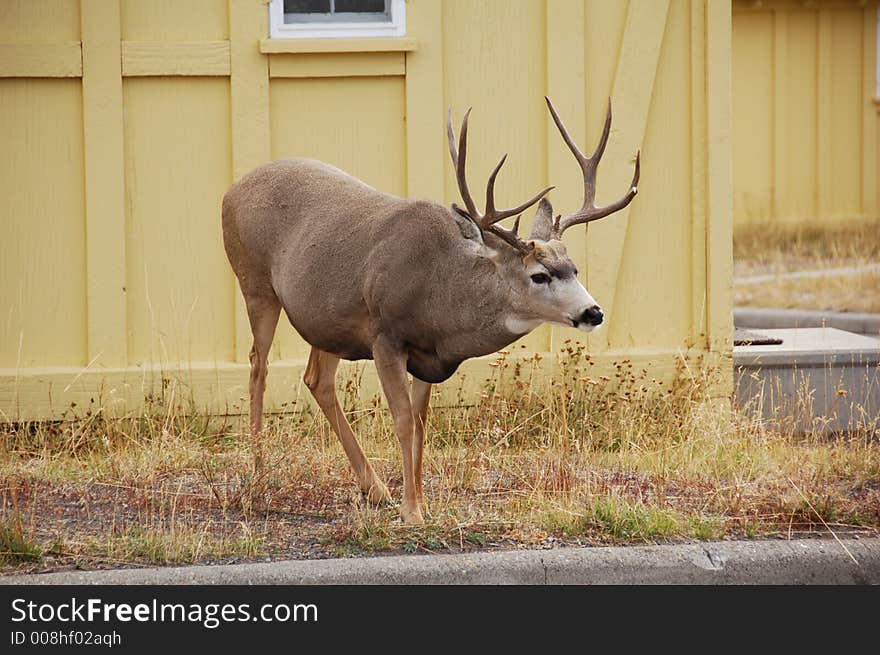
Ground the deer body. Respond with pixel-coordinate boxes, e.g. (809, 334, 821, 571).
(224, 158, 542, 383)
(223, 99, 639, 524)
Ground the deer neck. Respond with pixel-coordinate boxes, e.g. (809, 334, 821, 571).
(435, 246, 541, 360)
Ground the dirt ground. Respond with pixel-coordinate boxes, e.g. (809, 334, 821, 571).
(4, 465, 877, 577)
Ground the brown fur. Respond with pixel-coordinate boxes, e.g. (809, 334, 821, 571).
(223, 158, 540, 383)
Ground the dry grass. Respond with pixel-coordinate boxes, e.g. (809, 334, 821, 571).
(735, 269, 880, 313)
(733, 219, 880, 278)
(733, 219, 880, 313)
(1, 345, 878, 574)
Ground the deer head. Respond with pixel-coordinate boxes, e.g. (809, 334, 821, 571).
(446, 97, 640, 334)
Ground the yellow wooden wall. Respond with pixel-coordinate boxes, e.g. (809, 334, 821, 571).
(0, 0, 733, 419)
(732, 0, 878, 225)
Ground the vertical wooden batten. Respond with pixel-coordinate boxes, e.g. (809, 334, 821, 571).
(404, 0, 444, 201)
(706, 0, 733, 392)
(81, 0, 128, 367)
(816, 8, 832, 219)
(229, 0, 271, 364)
(863, 4, 878, 218)
(690, 0, 708, 349)
(773, 9, 788, 220)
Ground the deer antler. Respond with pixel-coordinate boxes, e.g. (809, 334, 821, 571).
(447, 108, 554, 254)
(545, 96, 640, 239)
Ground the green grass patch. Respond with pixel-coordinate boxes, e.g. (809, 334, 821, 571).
(0, 517, 42, 565)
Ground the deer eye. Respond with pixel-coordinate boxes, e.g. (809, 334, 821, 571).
(530, 273, 551, 285)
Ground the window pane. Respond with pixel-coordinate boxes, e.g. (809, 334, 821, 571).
(284, 0, 330, 13)
(335, 0, 386, 12)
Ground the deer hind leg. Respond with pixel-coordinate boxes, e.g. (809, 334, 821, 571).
(411, 378, 433, 507)
(373, 337, 425, 525)
(245, 294, 281, 471)
(303, 347, 391, 505)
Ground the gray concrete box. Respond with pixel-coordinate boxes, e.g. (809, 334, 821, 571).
(734, 328, 880, 435)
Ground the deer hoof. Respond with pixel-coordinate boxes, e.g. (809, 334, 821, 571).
(400, 505, 425, 525)
(361, 481, 392, 506)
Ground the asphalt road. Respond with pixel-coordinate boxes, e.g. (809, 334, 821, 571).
(4, 538, 879, 585)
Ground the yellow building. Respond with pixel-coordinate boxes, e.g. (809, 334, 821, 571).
(733, 0, 879, 225)
(0, 1, 732, 420)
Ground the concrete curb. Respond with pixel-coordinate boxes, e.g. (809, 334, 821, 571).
(3, 538, 879, 585)
(734, 307, 880, 337)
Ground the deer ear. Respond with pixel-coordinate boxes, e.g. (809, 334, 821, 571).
(450, 205, 485, 244)
(528, 197, 554, 241)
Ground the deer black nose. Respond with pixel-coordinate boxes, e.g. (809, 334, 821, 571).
(581, 305, 603, 326)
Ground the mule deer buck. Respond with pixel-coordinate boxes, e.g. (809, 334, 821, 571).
(222, 97, 639, 524)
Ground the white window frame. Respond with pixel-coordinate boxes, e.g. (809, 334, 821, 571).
(268, 0, 406, 39)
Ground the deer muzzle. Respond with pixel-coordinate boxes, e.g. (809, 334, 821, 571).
(578, 305, 604, 327)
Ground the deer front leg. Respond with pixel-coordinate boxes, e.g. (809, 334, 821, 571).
(411, 378, 432, 506)
(373, 337, 424, 525)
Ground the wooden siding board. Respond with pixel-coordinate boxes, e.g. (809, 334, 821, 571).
(584, 0, 628, 148)
(589, 0, 669, 350)
(260, 37, 417, 54)
(786, 10, 818, 221)
(268, 78, 408, 204)
(732, 11, 774, 223)
(269, 52, 404, 78)
(121, 41, 231, 77)
(609, 0, 691, 352)
(0, 0, 80, 42)
(229, 0, 272, 364)
(123, 78, 234, 367)
(547, 0, 587, 353)
(121, 0, 229, 41)
(829, 9, 865, 219)
(0, 43, 82, 78)
(404, 0, 445, 200)
(0, 79, 87, 370)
